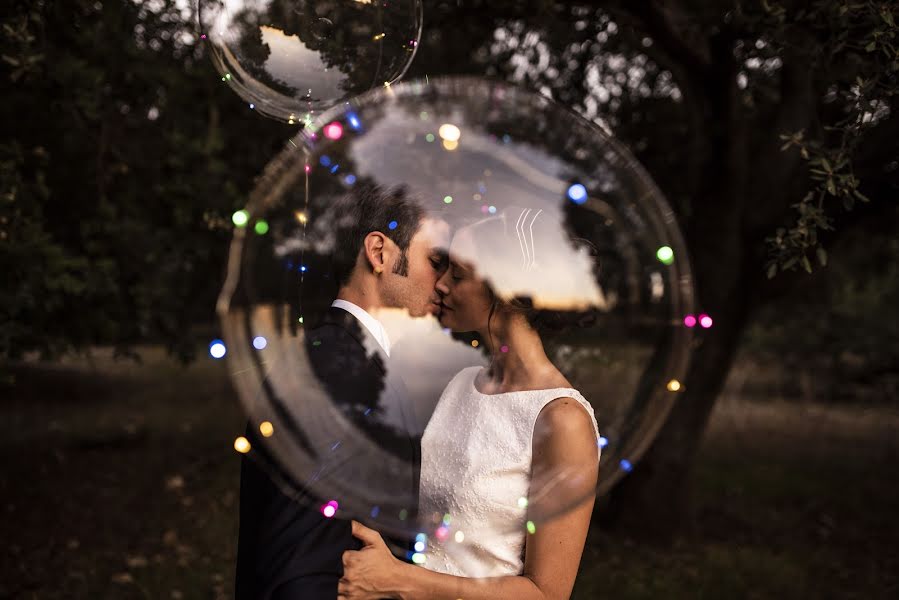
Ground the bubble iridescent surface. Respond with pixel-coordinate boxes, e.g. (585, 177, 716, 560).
(197, 0, 423, 120)
(217, 77, 696, 540)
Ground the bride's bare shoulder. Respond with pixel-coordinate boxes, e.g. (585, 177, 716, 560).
(533, 378, 596, 454)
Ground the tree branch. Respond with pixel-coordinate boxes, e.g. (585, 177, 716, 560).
(610, 0, 711, 81)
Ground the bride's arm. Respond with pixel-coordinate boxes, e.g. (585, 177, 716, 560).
(340, 397, 599, 600)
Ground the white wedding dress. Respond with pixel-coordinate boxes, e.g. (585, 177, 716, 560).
(418, 366, 600, 577)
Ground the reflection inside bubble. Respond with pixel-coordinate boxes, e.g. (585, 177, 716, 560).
(219, 77, 695, 544)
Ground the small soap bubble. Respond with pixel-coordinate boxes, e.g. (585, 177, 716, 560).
(198, 0, 423, 119)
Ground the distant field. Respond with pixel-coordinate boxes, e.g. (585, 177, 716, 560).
(1, 348, 897, 599)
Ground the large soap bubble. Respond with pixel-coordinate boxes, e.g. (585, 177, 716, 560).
(198, 0, 422, 121)
(217, 77, 695, 550)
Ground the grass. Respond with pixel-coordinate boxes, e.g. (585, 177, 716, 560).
(1, 348, 897, 599)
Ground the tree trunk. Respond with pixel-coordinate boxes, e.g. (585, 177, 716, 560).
(597, 265, 752, 540)
(598, 31, 754, 540)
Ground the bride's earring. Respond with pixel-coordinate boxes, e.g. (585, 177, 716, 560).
(374, 266, 383, 274)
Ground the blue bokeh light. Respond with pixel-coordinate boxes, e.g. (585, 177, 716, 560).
(209, 339, 227, 359)
(567, 183, 588, 204)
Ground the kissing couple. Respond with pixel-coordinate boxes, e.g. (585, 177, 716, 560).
(236, 184, 602, 600)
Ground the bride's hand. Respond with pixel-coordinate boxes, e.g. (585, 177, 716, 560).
(339, 520, 406, 600)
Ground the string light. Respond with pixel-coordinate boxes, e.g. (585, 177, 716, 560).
(321, 500, 339, 518)
(233, 436, 250, 453)
(231, 210, 249, 227)
(567, 183, 588, 204)
(209, 340, 226, 359)
(324, 121, 343, 140)
(656, 246, 675, 265)
(438, 123, 461, 142)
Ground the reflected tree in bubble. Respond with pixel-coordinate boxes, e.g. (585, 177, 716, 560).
(218, 76, 696, 540)
(198, 0, 423, 120)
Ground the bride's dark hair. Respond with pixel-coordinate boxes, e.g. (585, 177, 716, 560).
(460, 207, 604, 337)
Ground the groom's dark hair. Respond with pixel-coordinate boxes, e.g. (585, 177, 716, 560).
(331, 183, 425, 287)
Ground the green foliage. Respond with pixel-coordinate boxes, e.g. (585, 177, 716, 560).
(1, 0, 286, 360)
(747, 204, 899, 385)
(2, 0, 896, 360)
(763, 1, 898, 277)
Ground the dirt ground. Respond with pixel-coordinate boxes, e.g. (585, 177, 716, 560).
(1, 348, 897, 599)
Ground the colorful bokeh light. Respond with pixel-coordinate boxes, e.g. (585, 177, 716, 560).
(324, 121, 343, 140)
(567, 183, 588, 204)
(209, 340, 227, 359)
(231, 210, 249, 228)
(233, 436, 251, 453)
(656, 246, 675, 265)
(321, 500, 339, 518)
(438, 123, 461, 142)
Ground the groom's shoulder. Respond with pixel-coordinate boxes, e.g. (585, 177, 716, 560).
(305, 314, 386, 380)
(305, 312, 362, 350)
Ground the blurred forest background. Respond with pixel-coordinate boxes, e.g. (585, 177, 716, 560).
(2, 0, 897, 598)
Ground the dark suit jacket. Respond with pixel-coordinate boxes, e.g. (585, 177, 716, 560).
(235, 307, 419, 600)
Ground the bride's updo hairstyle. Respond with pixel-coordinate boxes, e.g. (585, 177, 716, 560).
(457, 207, 608, 336)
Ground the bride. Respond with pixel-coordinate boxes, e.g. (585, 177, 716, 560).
(338, 209, 602, 600)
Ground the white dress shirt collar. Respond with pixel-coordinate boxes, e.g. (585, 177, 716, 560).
(330, 299, 391, 356)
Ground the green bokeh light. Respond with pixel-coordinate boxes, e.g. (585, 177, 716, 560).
(232, 210, 249, 227)
(656, 246, 674, 265)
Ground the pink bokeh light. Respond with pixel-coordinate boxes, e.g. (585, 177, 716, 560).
(324, 121, 344, 140)
(321, 500, 339, 518)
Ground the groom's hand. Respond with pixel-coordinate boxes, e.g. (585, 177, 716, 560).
(338, 521, 404, 600)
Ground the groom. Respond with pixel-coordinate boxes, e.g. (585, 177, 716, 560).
(235, 184, 449, 600)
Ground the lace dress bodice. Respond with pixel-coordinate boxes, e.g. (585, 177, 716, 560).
(418, 367, 600, 577)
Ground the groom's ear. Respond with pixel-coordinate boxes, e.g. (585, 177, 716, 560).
(362, 231, 389, 274)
